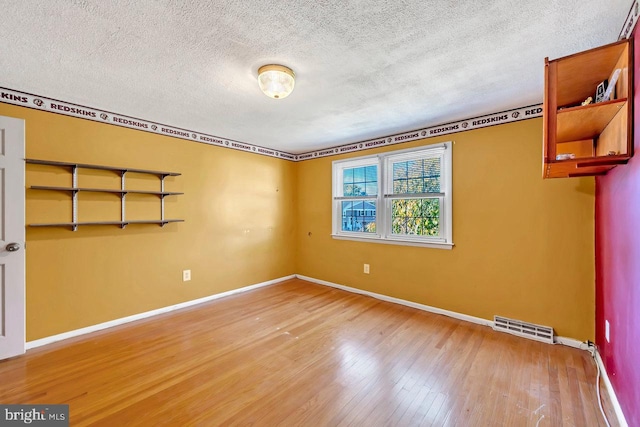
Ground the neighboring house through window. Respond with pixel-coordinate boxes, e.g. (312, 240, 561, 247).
(342, 200, 377, 232)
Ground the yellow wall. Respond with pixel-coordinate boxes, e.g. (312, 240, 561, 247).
(295, 119, 595, 340)
(0, 104, 297, 341)
(2, 102, 595, 342)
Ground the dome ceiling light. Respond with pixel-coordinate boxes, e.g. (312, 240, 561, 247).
(257, 64, 295, 99)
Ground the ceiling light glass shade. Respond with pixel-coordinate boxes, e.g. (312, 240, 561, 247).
(258, 65, 295, 99)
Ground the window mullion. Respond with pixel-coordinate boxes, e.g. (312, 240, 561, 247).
(381, 154, 391, 239)
(379, 168, 385, 239)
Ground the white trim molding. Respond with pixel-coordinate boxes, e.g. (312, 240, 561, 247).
(26, 275, 295, 350)
(296, 274, 591, 351)
(27, 270, 620, 425)
(555, 336, 590, 350)
(331, 234, 454, 250)
(297, 274, 493, 328)
(26, 273, 597, 360)
(595, 350, 629, 427)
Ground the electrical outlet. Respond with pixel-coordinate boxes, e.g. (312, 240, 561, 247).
(605, 320, 610, 343)
(183, 270, 191, 282)
(364, 264, 370, 274)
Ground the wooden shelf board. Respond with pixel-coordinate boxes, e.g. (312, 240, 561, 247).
(25, 159, 181, 177)
(575, 156, 630, 168)
(544, 163, 613, 179)
(556, 98, 626, 143)
(544, 154, 630, 178)
(29, 186, 183, 196)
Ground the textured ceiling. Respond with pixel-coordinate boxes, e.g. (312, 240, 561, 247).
(0, 1, 632, 153)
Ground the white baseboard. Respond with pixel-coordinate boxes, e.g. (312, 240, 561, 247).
(22, 273, 628, 425)
(595, 350, 629, 427)
(26, 273, 591, 356)
(296, 274, 587, 350)
(555, 336, 589, 350)
(296, 274, 494, 327)
(26, 274, 295, 350)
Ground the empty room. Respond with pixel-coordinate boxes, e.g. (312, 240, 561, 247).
(0, 1, 639, 426)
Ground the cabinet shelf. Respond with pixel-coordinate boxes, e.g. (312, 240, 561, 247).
(26, 159, 183, 230)
(544, 155, 630, 178)
(556, 98, 626, 143)
(543, 39, 634, 178)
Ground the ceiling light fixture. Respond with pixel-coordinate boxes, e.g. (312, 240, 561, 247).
(258, 64, 295, 99)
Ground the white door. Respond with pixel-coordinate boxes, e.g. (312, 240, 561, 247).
(0, 116, 25, 360)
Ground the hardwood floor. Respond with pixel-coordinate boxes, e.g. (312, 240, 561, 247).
(0, 278, 615, 426)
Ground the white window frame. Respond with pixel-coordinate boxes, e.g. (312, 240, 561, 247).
(332, 155, 381, 239)
(332, 142, 453, 250)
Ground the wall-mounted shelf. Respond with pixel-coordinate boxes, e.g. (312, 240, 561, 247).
(26, 159, 184, 231)
(25, 159, 181, 177)
(29, 185, 183, 197)
(543, 39, 634, 178)
(29, 220, 184, 228)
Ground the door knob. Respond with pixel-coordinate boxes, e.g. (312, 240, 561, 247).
(5, 242, 20, 252)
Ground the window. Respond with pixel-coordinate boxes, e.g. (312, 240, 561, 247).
(332, 142, 452, 249)
(334, 157, 378, 234)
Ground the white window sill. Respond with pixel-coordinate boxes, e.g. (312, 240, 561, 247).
(331, 234, 454, 250)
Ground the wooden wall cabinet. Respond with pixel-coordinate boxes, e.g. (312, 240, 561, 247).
(543, 39, 634, 178)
